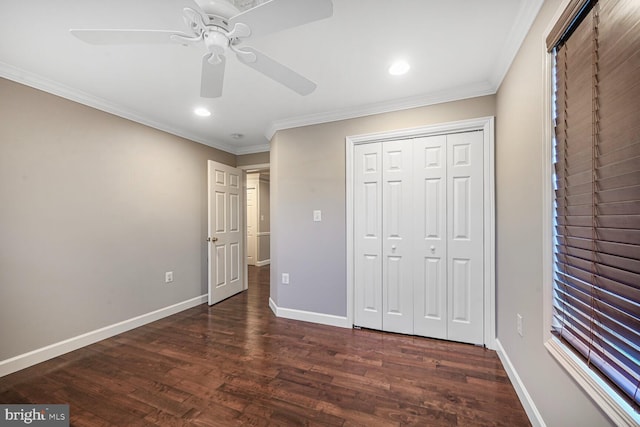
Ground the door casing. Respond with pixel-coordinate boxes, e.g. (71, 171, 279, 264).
(346, 117, 496, 349)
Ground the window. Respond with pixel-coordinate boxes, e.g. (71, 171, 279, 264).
(547, 0, 639, 422)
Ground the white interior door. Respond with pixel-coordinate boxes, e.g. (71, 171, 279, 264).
(208, 160, 245, 306)
(446, 131, 484, 344)
(381, 139, 414, 334)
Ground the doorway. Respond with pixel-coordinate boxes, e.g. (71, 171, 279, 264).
(245, 171, 270, 267)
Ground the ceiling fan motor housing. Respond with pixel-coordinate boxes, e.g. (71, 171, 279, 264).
(204, 29, 229, 57)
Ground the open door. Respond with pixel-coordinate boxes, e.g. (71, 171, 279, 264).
(208, 160, 246, 305)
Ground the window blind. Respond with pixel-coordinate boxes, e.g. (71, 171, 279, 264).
(552, 0, 640, 409)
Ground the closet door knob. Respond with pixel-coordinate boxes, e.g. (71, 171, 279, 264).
(430, 245, 436, 253)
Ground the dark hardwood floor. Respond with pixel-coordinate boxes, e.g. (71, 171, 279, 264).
(0, 266, 530, 426)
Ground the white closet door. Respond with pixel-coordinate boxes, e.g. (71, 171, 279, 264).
(447, 131, 484, 345)
(353, 131, 484, 345)
(413, 135, 448, 339)
(354, 142, 383, 329)
(381, 139, 414, 334)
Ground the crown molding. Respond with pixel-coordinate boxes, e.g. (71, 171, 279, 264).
(0, 61, 241, 154)
(264, 0, 544, 141)
(265, 81, 496, 141)
(489, 0, 545, 89)
(234, 143, 271, 155)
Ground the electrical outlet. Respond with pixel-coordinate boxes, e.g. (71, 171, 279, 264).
(282, 273, 290, 285)
(517, 313, 523, 337)
(165, 271, 174, 283)
(313, 210, 322, 222)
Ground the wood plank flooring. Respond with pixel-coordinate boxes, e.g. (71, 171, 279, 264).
(0, 266, 530, 426)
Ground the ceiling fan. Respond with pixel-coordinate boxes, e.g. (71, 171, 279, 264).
(69, 0, 333, 98)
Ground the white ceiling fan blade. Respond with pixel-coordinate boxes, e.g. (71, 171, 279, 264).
(229, 0, 333, 39)
(226, 23, 251, 40)
(201, 54, 225, 98)
(70, 29, 189, 45)
(236, 47, 316, 96)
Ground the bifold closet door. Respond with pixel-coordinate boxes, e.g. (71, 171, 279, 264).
(413, 131, 484, 345)
(354, 131, 484, 345)
(353, 140, 413, 333)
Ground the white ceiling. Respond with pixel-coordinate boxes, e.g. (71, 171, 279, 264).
(0, 0, 543, 155)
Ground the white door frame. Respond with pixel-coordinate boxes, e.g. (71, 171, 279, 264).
(345, 117, 496, 349)
(238, 163, 271, 269)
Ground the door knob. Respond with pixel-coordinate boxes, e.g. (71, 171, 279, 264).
(207, 237, 218, 242)
(391, 245, 397, 251)
(430, 245, 436, 253)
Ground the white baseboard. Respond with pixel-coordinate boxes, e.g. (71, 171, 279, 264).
(0, 294, 207, 377)
(495, 339, 546, 427)
(255, 259, 271, 267)
(268, 298, 351, 329)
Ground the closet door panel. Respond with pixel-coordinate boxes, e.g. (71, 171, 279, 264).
(354, 143, 383, 329)
(382, 140, 414, 334)
(447, 131, 484, 345)
(413, 135, 448, 339)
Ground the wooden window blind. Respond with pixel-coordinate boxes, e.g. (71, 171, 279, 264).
(551, 0, 640, 409)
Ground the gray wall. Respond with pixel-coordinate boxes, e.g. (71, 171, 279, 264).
(270, 95, 496, 315)
(236, 151, 269, 167)
(495, 0, 611, 425)
(0, 78, 235, 360)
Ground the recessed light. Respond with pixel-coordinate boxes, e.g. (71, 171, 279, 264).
(389, 60, 410, 76)
(194, 107, 211, 117)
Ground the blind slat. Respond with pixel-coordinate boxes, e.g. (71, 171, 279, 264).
(557, 244, 640, 274)
(555, 270, 640, 322)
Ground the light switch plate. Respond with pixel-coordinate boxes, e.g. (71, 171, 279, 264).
(313, 210, 322, 222)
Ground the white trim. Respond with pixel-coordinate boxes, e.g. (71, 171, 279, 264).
(237, 163, 270, 171)
(545, 338, 640, 427)
(266, 83, 495, 140)
(483, 117, 497, 350)
(255, 259, 271, 267)
(0, 295, 207, 377)
(0, 62, 242, 154)
(269, 298, 351, 329)
(234, 144, 271, 155)
(541, 17, 556, 343)
(496, 339, 546, 427)
(489, 0, 545, 89)
(265, 0, 544, 141)
(345, 117, 496, 349)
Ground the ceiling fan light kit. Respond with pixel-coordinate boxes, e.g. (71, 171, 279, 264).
(69, 0, 333, 98)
